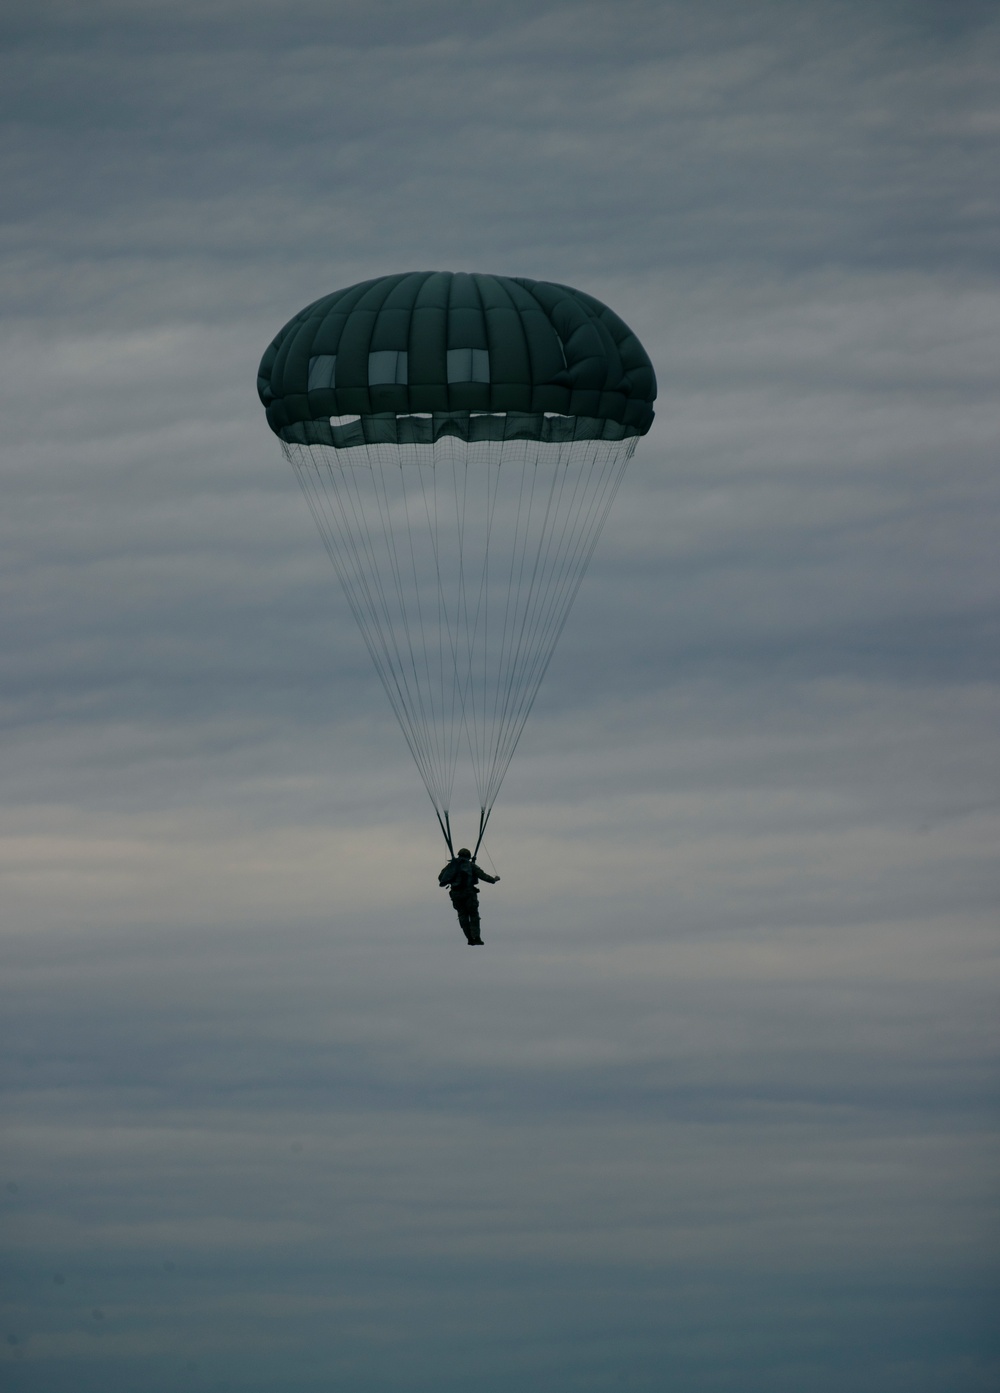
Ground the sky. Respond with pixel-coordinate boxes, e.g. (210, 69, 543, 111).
(1, 1, 998, 1389)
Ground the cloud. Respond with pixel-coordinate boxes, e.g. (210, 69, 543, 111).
(1, 3, 998, 1390)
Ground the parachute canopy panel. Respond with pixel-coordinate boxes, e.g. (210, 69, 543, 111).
(257, 271, 656, 447)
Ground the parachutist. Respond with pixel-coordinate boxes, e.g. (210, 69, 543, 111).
(438, 847, 499, 945)
(259, 274, 654, 892)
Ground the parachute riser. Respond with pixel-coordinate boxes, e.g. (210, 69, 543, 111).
(472, 806, 491, 860)
(436, 809, 455, 857)
(435, 806, 491, 864)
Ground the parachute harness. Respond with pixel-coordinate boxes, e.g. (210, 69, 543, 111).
(285, 421, 636, 853)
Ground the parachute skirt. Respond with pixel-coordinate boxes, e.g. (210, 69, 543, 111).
(283, 423, 637, 850)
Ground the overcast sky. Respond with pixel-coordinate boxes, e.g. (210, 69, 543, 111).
(1, 2, 998, 1390)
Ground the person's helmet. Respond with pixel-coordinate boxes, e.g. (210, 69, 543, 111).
(457, 848, 472, 859)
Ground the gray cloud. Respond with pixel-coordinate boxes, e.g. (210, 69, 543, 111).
(1, 2, 998, 1390)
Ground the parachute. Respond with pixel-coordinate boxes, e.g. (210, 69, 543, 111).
(258, 271, 656, 855)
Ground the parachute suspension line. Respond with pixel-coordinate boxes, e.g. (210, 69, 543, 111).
(291, 454, 404, 729)
(485, 435, 537, 796)
(341, 448, 446, 811)
(476, 829, 499, 878)
(502, 437, 633, 797)
(444, 433, 489, 825)
(286, 444, 452, 822)
(483, 433, 565, 806)
(475, 433, 638, 820)
(455, 430, 505, 810)
(379, 438, 464, 818)
(369, 442, 443, 801)
(412, 437, 464, 814)
(449, 438, 470, 791)
(481, 435, 633, 814)
(391, 437, 450, 808)
(283, 428, 637, 848)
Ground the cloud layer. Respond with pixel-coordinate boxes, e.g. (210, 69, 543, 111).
(1, 3, 998, 1390)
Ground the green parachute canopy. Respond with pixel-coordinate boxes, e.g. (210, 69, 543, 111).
(257, 271, 656, 448)
(258, 272, 656, 855)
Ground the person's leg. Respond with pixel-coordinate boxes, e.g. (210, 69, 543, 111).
(451, 894, 482, 944)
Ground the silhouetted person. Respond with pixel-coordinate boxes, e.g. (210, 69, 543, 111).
(438, 847, 499, 945)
